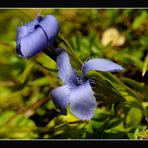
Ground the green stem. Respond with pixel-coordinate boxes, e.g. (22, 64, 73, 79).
(32, 59, 58, 72)
(57, 35, 83, 69)
(42, 35, 83, 72)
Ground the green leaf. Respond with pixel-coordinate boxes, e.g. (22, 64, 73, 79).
(133, 11, 147, 29)
(0, 87, 30, 107)
(9, 114, 36, 127)
(92, 108, 111, 121)
(128, 133, 136, 139)
(0, 111, 15, 127)
(106, 118, 123, 130)
(18, 60, 34, 84)
(131, 126, 148, 139)
(121, 77, 144, 93)
(140, 36, 148, 48)
(123, 96, 144, 111)
(142, 54, 148, 77)
(0, 113, 38, 139)
(28, 76, 58, 87)
(85, 71, 125, 103)
(102, 72, 142, 103)
(125, 108, 143, 128)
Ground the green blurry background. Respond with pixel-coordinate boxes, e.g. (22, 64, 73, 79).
(0, 9, 148, 139)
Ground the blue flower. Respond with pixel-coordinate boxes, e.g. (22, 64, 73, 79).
(16, 14, 59, 58)
(50, 49, 123, 120)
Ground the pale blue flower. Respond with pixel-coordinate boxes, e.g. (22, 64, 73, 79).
(50, 49, 123, 120)
(16, 14, 59, 58)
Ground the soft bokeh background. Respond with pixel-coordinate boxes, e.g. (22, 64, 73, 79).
(0, 9, 148, 139)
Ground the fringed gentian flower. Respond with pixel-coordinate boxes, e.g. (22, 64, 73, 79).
(50, 49, 123, 120)
(16, 14, 59, 58)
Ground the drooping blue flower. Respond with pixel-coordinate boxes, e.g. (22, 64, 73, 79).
(50, 49, 123, 120)
(16, 14, 59, 58)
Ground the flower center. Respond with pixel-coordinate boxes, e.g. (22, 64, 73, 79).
(76, 75, 86, 85)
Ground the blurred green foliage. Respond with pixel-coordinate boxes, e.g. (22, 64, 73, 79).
(0, 9, 148, 139)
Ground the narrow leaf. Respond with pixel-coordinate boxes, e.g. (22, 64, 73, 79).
(142, 54, 148, 77)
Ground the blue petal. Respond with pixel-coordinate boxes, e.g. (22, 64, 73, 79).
(16, 26, 28, 56)
(17, 27, 48, 58)
(16, 26, 28, 44)
(16, 16, 41, 44)
(16, 16, 44, 57)
(38, 15, 59, 46)
(16, 15, 59, 58)
(50, 85, 71, 115)
(26, 15, 43, 32)
(57, 51, 77, 85)
(82, 58, 123, 74)
(69, 80, 96, 120)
